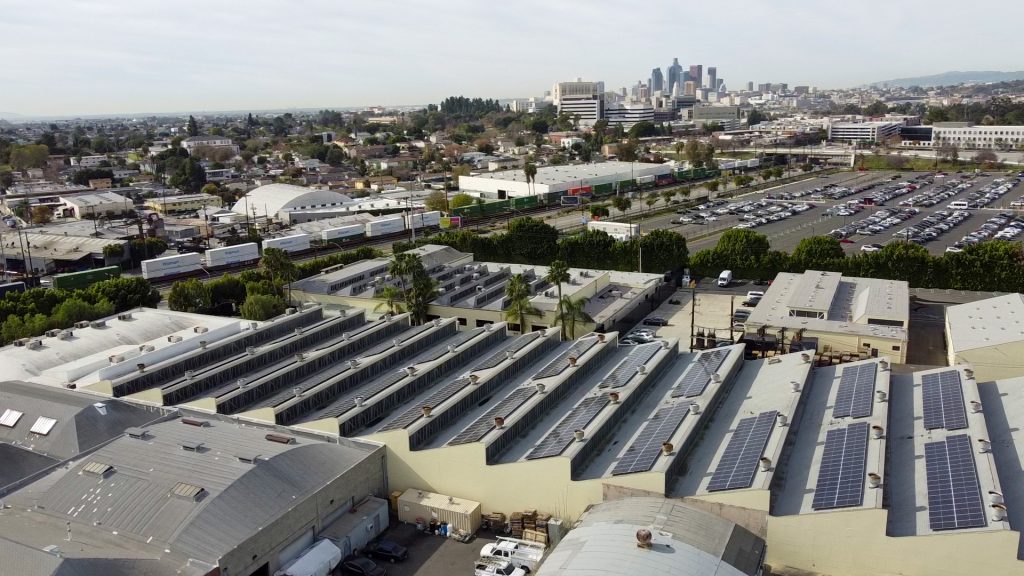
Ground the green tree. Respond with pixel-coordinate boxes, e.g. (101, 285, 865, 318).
(31, 205, 52, 224)
(638, 229, 689, 273)
(790, 236, 845, 272)
(589, 204, 610, 219)
(9, 144, 49, 170)
(89, 277, 161, 310)
(556, 295, 593, 340)
(661, 189, 675, 206)
(523, 162, 538, 196)
(684, 139, 704, 168)
(628, 121, 657, 139)
(611, 195, 632, 213)
(424, 190, 448, 212)
(705, 180, 720, 194)
(168, 279, 211, 313)
(169, 157, 207, 193)
(504, 273, 539, 332)
(260, 247, 298, 303)
(208, 275, 247, 313)
(374, 285, 404, 316)
(545, 260, 571, 340)
(406, 258, 437, 325)
(449, 193, 474, 209)
(187, 115, 199, 137)
(239, 294, 286, 321)
(506, 217, 559, 264)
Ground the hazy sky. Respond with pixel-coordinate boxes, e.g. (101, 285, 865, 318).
(2, 0, 1022, 117)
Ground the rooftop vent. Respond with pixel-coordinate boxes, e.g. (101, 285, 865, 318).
(964, 368, 975, 380)
(636, 528, 653, 550)
(117, 312, 133, 321)
(193, 325, 208, 334)
(125, 427, 148, 440)
(235, 453, 261, 465)
(27, 340, 43, 350)
(198, 340, 208, 349)
(878, 359, 890, 371)
(81, 461, 114, 478)
(138, 344, 155, 353)
(867, 473, 881, 488)
(265, 432, 296, 445)
(970, 400, 982, 414)
(978, 438, 992, 453)
(872, 425, 884, 439)
(179, 440, 204, 452)
(992, 504, 1008, 522)
(30, 416, 57, 435)
(170, 482, 206, 502)
(689, 402, 700, 415)
(45, 329, 61, 338)
(181, 417, 210, 428)
(167, 335, 183, 343)
(421, 405, 433, 418)
(609, 391, 620, 404)
(776, 413, 789, 427)
(57, 330, 73, 340)
(535, 383, 546, 394)
(759, 457, 772, 472)
(12, 338, 26, 347)
(89, 319, 106, 328)
(0, 409, 24, 428)
(74, 321, 90, 329)
(108, 354, 125, 364)
(876, 390, 888, 403)
(574, 429, 586, 442)
(768, 357, 782, 364)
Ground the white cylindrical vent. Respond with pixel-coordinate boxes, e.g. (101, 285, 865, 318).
(421, 405, 433, 418)
(137, 363, 146, 373)
(349, 360, 359, 369)
(868, 473, 881, 488)
(393, 338, 400, 347)
(872, 425, 884, 439)
(506, 350, 515, 360)
(494, 416, 505, 429)
(354, 396, 365, 407)
(469, 374, 480, 384)
(574, 429, 585, 442)
(978, 438, 992, 453)
(199, 340, 207, 349)
(878, 359, 889, 371)
(536, 383, 546, 394)
(292, 387, 303, 397)
(992, 504, 1007, 521)
(568, 356, 578, 367)
(759, 457, 772, 472)
(689, 403, 700, 415)
(989, 491, 1005, 505)
(246, 346, 256, 355)
(876, 390, 888, 403)
(790, 381, 800, 393)
(661, 340, 671, 350)
(250, 322, 258, 331)
(800, 353, 810, 363)
(238, 378, 248, 389)
(711, 373, 722, 383)
(432, 318, 441, 327)
(609, 391, 620, 404)
(341, 332, 349, 341)
(636, 365, 647, 375)
(777, 413, 788, 427)
(596, 333, 606, 343)
(964, 368, 975, 380)
(448, 344, 456, 354)
(185, 370, 194, 380)
(405, 366, 417, 376)
(661, 442, 674, 455)
(970, 400, 982, 413)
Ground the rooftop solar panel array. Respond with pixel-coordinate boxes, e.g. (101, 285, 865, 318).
(611, 402, 691, 475)
(811, 422, 870, 510)
(832, 363, 877, 419)
(671, 349, 729, 398)
(598, 344, 662, 389)
(378, 377, 473, 431)
(924, 434, 986, 530)
(358, 323, 434, 358)
(922, 370, 968, 431)
(532, 337, 598, 380)
(525, 396, 611, 460)
(311, 369, 408, 419)
(707, 411, 778, 492)
(473, 332, 542, 371)
(447, 387, 538, 445)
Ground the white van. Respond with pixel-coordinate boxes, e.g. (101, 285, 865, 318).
(717, 270, 733, 287)
(947, 201, 970, 210)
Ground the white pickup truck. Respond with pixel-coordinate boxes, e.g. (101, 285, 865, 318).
(480, 537, 545, 572)
(474, 558, 529, 576)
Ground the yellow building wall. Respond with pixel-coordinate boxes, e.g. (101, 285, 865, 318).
(748, 325, 907, 364)
(952, 344, 1024, 382)
(767, 510, 1022, 576)
(364, 429, 666, 522)
(692, 488, 770, 512)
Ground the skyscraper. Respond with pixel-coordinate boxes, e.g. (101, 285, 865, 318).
(689, 65, 703, 89)
(707, 67, 717, 92)
(650, 67, 664, 93)
(667, 58, 683, 96)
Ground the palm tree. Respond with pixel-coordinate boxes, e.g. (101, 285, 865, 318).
(524, 162, 538, 196)
(374, 285, 404, 316)
(545, 260, 571, 340)
(504, 274, 539, 333)
(388, 252, 415, 301)
(556, 296, 593, 340)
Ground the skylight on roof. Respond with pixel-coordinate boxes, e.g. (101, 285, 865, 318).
(0, 409, 24, 428)
(30, 416, 57, 435)
(170, 482, 206, 502)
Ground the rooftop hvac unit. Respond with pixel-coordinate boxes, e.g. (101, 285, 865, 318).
(117, 312, 133, 321)
(57, 330, 73, 340)
(109, 354, 125, 364)
(90, 320, 106, 328)
(74, 321, 91, 329)
(167, 335, 183, 343)
(45, 329, 61, 338)
(193, 326, 208, 334)
(138, 344, 155, 353)
(285, 307, 297, 315)
(181, 417, 210, 427)
(544, 290, 554, 297)
(27, 340, 43, 350)
(12, 338, 26, 347)
(265, 432, 295, 445)
(472, 273, 480, 280)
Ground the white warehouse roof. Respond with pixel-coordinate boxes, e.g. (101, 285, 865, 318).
(231, 184, 351, 218)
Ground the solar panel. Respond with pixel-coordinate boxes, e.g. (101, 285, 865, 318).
(525, 396, 610, 460)
(379, 378, 473, 431)
(532, 337, 598, 380)
(811, 421, 870, 510)
(599, 344, 662, 389)
(671, 349, 729, 398)
(448, 387, 538, 445)
(922, 371, 968, 431)
(833, 363, 877, 419)
(706, 411, 777, 492)
(925, 434, 986, 530)
(358, 324, 434, 358)
(611, 403, 691, 475)
(473, 332, 541, 371)
(311, 369, 408, 419)
(415, 328, 485, 363)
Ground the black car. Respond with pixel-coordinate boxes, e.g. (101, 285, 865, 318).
(643, 317, 669, 326)
(341, 557, 387, 576)
(364, 540, 408, 563)
(741, 297, 761, 307)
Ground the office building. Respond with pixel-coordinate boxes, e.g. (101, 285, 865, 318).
(747, 81, 755, 92)
(605, 101, 655, 129)
(689, 64, 703, 88)
(741, 270, 909, 363)
(667, 58, 683, 96)
(707, 66, 717, 92)
(553, 80, 605, 127)
(931, 122, 1024, 150)
(683, 80, 697, 97)
(827, 121, 902, 143)
(650, 67, 664, 93)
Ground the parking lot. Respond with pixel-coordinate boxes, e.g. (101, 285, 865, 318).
(365, 522, 498, 576)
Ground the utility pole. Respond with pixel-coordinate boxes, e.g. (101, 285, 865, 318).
(689, 287, 696, 351)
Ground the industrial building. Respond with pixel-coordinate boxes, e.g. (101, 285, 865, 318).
(944, 293, 1024, 381)
(231, 183, 412, 223)
(291, 244, 665, 334)
(457, 161, 672, 198)
(0, 229, 128, 275)
(741, 270, 909, 363)
(58, 191, 133, 219)
(144, 193, 223, 214)
(827, 121, 901, 143)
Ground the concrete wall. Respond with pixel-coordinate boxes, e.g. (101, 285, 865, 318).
(766, 509, 1022, 576)
(950, 344, 1024, 382)
(222, 443, 387, 576)
(679, 497, 768, 539)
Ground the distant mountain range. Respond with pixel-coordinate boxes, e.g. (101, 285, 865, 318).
(869, 70, 1024, 88)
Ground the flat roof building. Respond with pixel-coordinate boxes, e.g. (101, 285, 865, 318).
(59, 191, 133, 219)
(144, 193, 223, 214)
(827, 121, 901, 143)
(458, 161, 672, 198)
(945, 293, 1024, 381)
(742, 270, 909, 363)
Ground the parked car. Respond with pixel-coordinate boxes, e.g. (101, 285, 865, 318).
(642, 317, 669, 326)
(860, 244, 883, 253)
(742, 296, 761, 307)
(364, 540, 408, 563)
(341, 557, 387, 576)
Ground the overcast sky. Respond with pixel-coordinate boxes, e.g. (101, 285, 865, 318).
(2, 0, 1022, 117)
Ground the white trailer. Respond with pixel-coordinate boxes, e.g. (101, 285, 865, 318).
(141, 253, 202, 280)
(321, 224, 365, 241)
(406, 210, 442, 230)
(365, 215, 405, 237)
(635, 174, 656, 185)
(204, 242, 259, 268)
(263, 233, 312, 253)
(587, 220, 639, 241)
(274, 539, 342, 576)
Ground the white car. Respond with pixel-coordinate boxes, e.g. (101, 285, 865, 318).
(705, 215, 719, 222)
(860, 244, 883, 253)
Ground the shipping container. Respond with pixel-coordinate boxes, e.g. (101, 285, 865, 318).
(51, 266, 121, 291)
(0, 281, 27, 298)
(635, 175, 656, 185)
(567, 185, 593, 196)
(141, 253, 202, 280)
(397, 489, 481, 533)
(364, 216, 405, 237)
(405, 210, 442, 230)
(263, 234, 312, 254)
(204, 242, 259, 268)
(321, 224, 365, 241)
(561, 196, 581, 206)
(587, 220, 639, 240)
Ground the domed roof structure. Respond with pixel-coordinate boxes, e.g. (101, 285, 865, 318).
(231, 184, 351, 218)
